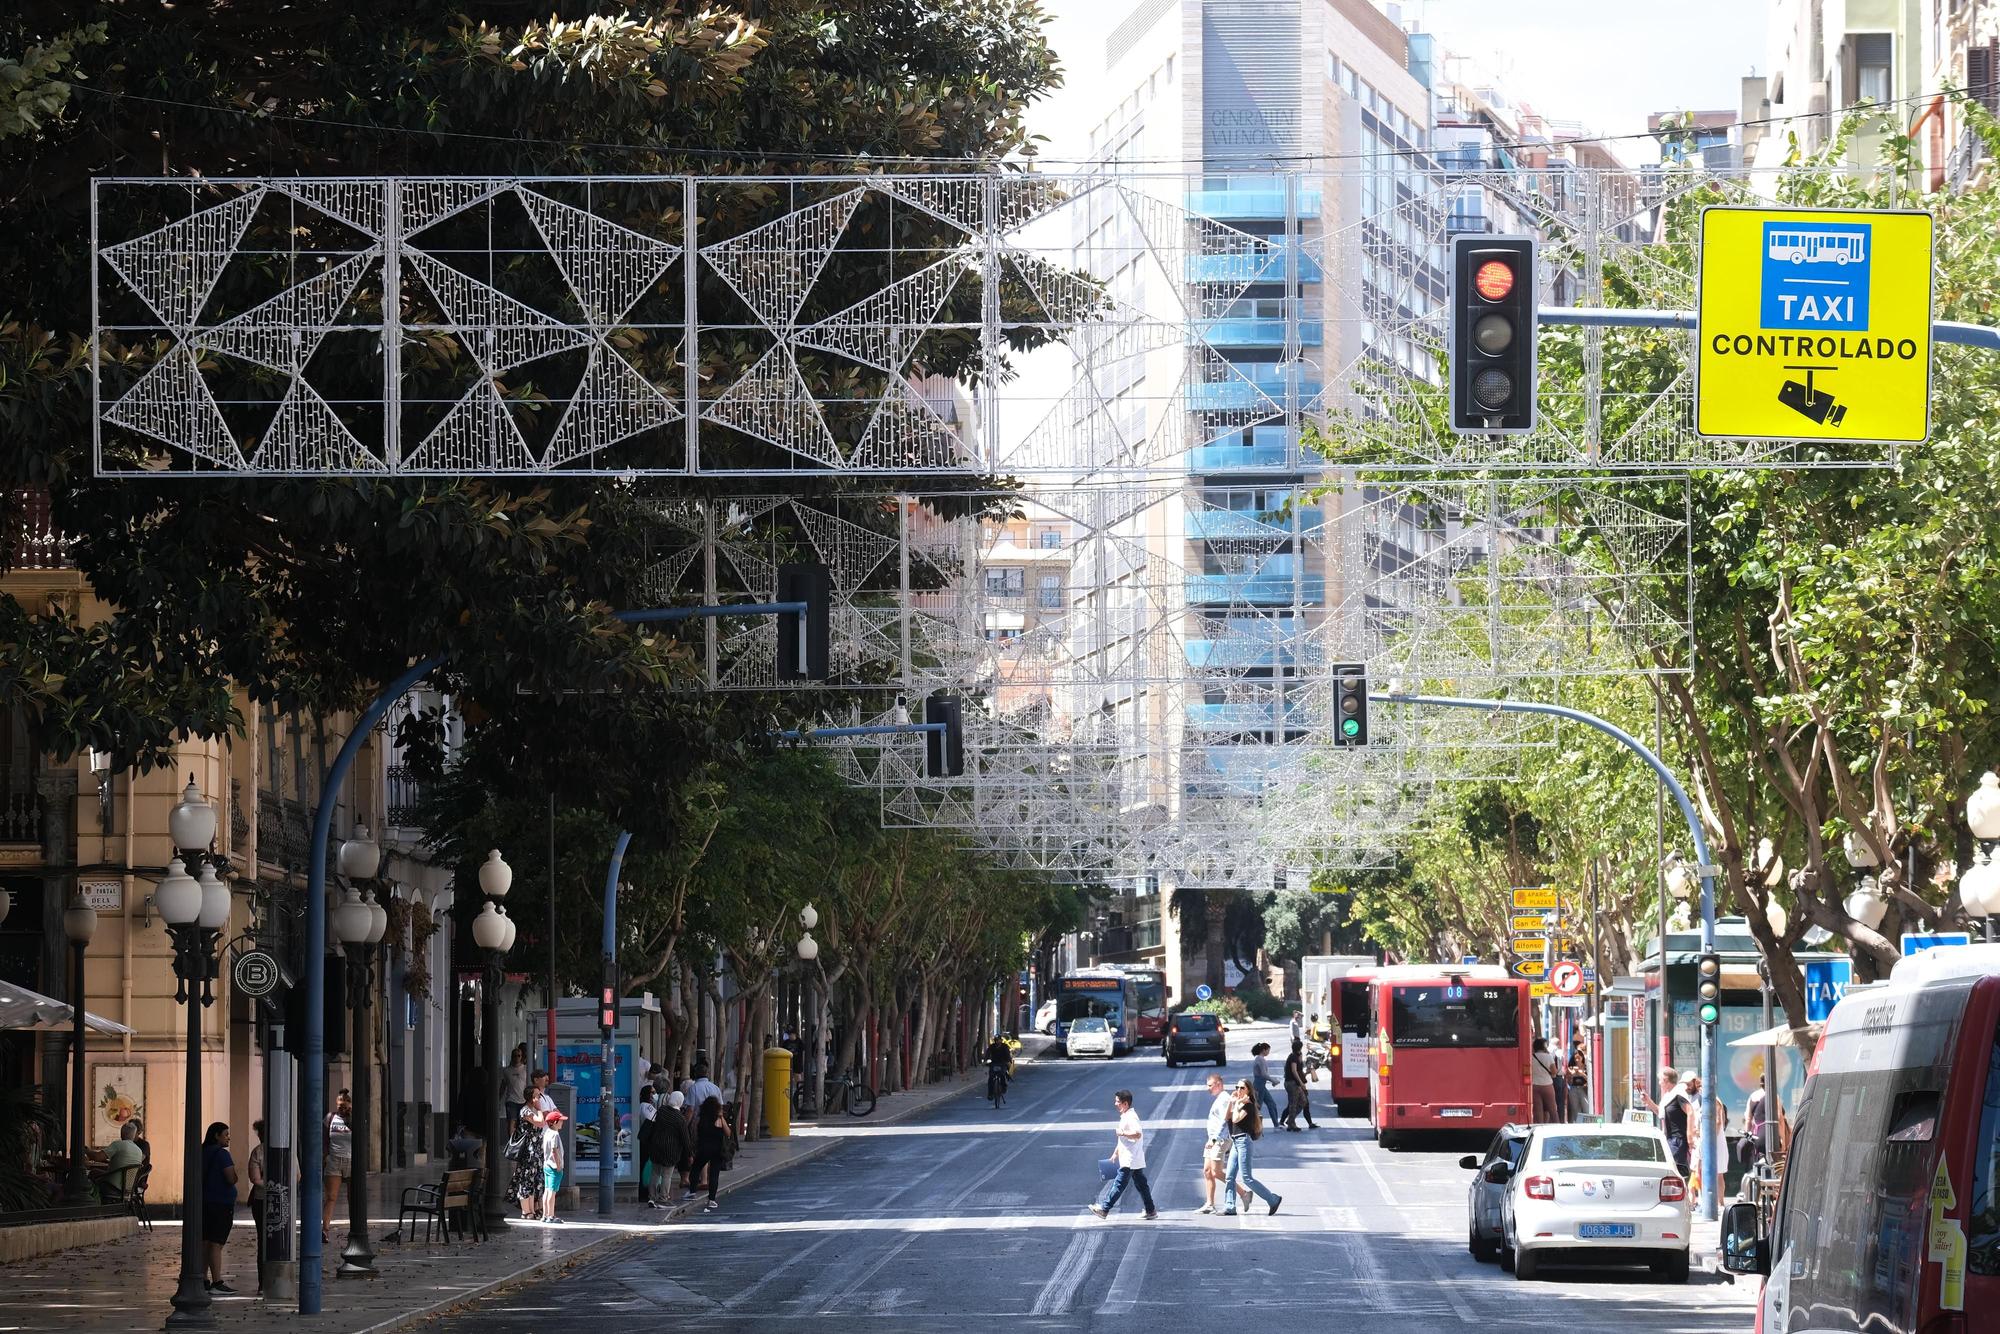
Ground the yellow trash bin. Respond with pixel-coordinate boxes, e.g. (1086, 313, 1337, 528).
(763, 1045, 794, 1139)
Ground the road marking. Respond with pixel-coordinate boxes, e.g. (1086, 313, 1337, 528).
(614, 1266, 715, 1308)
(1030, 1226, 1105, 1316)
(716, 1234, 839, 1311)
(808, 1232, 921, 1315)
(1349, 1136, 1479, 1324)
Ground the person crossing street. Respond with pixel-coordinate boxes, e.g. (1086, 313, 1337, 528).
(1197, 1072, 1230, 1214)
(1089, 1089, 1158, 1220)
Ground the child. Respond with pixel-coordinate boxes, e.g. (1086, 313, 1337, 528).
(540, 1110, 566, 1224)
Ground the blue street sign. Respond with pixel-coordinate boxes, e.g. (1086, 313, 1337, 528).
(1461, 955, 1479, 966)
(1761, 221, 1872, 330)
(1195, 984, 1213, 1002)
(1580, 967, 1598, 982)
(1901, 931, 1972, 957)
(1803, 958, 1852, 1022)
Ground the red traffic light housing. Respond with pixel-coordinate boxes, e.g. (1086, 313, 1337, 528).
(1473, 259, 1515, 301)
(1449, 236, 1538, 435)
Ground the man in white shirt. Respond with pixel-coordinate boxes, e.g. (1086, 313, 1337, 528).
(1089, 1089, 1158, 1220)
(1198, 1072, 1230, 1215)
(1288, 1011, 1305, 1047)
(682, 1063, 723, 1113)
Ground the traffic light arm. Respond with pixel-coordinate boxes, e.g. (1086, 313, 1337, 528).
(777, 723, 947, 740)
(1373, 690, 1723, 1223)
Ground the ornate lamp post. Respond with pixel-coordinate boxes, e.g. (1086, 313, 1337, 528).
(472, 851, 515, 1226)
(61, 893, 97, 1205)
(165, 776, 225, 1328)
(796, 906, 819, 1108)
(1964, 773, 2000, 942)
(333, 816, 384, 1278)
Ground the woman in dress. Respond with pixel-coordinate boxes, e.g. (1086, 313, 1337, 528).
(512, 1070, 556, 1220)
(1222, 1079, 1280, 1217)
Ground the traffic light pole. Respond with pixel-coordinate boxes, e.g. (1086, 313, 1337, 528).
(1373, 691, 1723, 1222)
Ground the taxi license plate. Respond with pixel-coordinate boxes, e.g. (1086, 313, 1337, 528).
(1438, 1108, 1475, 1118)
(1577, 1223, 1635, 1239)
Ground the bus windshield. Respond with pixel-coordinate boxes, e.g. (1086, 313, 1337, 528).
(1389, 985, 1519, 1048)
(1056, 992, 1121, 1023)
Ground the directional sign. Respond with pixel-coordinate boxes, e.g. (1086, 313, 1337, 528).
(1195, 984, 1213, 1002)
(1511, 888, 1559, 910)
(1510, 914, 1553, 932)
(1696, 205, 1933, 444)
(1529, 981, 1557, 997)
(1511, 959, 1546, 978)
(1549, 960, 1586, 996)
(1901, 932, 1971, 958)
(1513, 936, 1548, 955)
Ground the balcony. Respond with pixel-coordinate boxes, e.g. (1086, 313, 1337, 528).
(1184, 507, 1322, 542)
(6, 489, 71, 571)
(1186, 180, 1323, 221)
(0, 768, 45, 846)
(1948, 125, 1989, 191)
(1186, 248, 1323, 286)
(1185, 571, 1326, 606)
(385, 765, 432, 830)
(1194, 298, 1324, 348)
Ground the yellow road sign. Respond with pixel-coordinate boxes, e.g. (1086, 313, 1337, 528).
(1512, 959, 1547, 977)
(1511, 888, 1559, 910)
(1529, 981, 1556, 997)
(1512, 936, 1547, 955)
(1695, 205, 1933, 444)
(1510, 913, 1555, 932)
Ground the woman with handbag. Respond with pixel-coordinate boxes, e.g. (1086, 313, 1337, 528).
(685, 1096, 729, 1213)
(511, 1070, 555, 1221)
(1222, 1079, 1281, 1217)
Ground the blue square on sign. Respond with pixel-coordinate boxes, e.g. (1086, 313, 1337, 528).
(1760, 221, 1871, 331)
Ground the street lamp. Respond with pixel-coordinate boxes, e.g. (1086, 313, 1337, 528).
(1964, 773, 2000, 942)
(60, 892, 97, 1205)
(1845, 875, 1889, 931)
(472, 851, 515, 1227)
(163, 773, 223, 1329)
(333, 881, 384, 1278)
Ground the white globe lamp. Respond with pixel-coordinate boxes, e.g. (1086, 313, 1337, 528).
(477, 849, 513, 899)
(1845, 877, 1890, 930)
(796, 931, 819, 962)
(471, 900, 509, 952)
(195, 862, 232, 932)
(338, 822, 381, 880)
(168, 774, 218, 854)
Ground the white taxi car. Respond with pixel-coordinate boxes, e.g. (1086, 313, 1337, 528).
(1498, 1124, 1691, 1283)
(1064, 1016, 1116, 1059)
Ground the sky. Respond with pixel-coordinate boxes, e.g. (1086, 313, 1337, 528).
(1026, 0, 1771, 165)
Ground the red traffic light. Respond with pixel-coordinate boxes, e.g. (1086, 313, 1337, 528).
(1474, 260, 1515, 301)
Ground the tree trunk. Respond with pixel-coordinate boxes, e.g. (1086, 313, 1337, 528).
(1204, 892, 1229, 993)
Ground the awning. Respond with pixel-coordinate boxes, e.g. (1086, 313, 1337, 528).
(0, 980, 135, 1036)
(1727, 1021, 1820, 1050)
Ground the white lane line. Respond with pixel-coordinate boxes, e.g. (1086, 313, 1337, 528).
(1351, 1137, 1479, 1325)
(717, 1234, 839, 1311)
(1030, 1227, 1105, 1316)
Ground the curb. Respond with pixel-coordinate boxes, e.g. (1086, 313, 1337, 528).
(356, 1066, 990, 1333)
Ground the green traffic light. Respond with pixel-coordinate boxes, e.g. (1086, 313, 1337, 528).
(1699, 1003, 1719, 1025)
(1341, 719, 1360, 737)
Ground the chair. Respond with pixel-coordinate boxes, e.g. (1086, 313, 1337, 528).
(396, 1168, 485, 1244)
(97, 1163, 150, 1230)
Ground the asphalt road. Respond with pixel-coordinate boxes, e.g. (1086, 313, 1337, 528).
(424, 1025, 1756, 1333)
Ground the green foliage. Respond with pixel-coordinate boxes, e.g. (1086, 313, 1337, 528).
(1180, 995, 1248, 1024)
(1228, 978, 1290, 1021)
(0, 22, 102, 138)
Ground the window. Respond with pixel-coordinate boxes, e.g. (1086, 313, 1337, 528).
(1038, 528, 1063, 549)
(1852, 32, 1893, 104)
(984, 567, 1024, 597)
(1972, 1021, 2000, 1276)
(1037, 574, 1064, 608)
(1389, 986, 1520, 1048)
(1537, 1134, 1667, 1164)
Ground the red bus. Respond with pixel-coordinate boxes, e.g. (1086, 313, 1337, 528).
(1114, 965, 1170, 1045)
(1320, 966, 1378, 1115)
(1722, 943, 2000, 1332)
(1366, 968, 1531, 1147)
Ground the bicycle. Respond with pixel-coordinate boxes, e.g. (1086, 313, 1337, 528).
(987, 1064, 1010, 1109)
(792, 1069, 876, 1118)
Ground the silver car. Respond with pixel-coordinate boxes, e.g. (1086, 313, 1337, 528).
(1065, 1016, 1116, 1058)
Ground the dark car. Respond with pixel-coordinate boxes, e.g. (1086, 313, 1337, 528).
(1163, 1011, 1226, 1067)
(1461, 1123, 1530, 1262)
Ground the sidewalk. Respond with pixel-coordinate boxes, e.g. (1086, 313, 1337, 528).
(0, 1061, 1000, 1333)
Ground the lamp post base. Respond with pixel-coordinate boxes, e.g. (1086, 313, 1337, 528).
(165, 1272, 215, 1327)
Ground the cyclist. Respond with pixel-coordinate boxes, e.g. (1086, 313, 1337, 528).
(986, 1034, 1013, 1105)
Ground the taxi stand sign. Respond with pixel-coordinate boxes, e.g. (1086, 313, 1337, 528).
(1695, 205, 1934, 445)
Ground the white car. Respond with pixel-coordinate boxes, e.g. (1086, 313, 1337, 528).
(1035, 999, 1059, 1034)
(1064, 1016, 1116, 1058)
(1498, 1124, 1691, 1283)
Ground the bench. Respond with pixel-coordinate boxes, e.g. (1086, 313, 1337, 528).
(395, 1168, 485, 1244)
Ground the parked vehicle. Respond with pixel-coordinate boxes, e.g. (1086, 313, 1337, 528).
(1163, 1011, 1227, 1067)
(1721, 942, 2000, 1332)
(1460, 1123, 1531, 1263)
(1034, 998, 1058, 1035)
(1498, 1124, 1691, 1282)
(1065, 1016, 1116, 1059)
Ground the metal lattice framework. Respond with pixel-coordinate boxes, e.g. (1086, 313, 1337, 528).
(92, 169, 1884, 478)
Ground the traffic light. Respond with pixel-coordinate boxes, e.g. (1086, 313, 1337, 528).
(1449, 235, 1538, 434)
(775, 563, 832, 682)
(1333, 663, 1368, 747)
(1696, 951, 1722, 1026)
(923, 691, 964, 779)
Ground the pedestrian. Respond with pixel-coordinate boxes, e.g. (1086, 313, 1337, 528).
(246, 1120, 267, 1296)
(1288, 1010, 1305, 1047)
(539, 1110, 566, 1224)
(636, 1087, 659, 1195)
(513, 1070, 555, 1221)
(1250, 1042, 1283, 1126)
(1222, 1079, 1281, 1217)
(201, 1121, 238, 1294)
(1566, 1042, 1589, 1119)
(1089, 1089, 1159, 1220)
(1530, 1038, 1562, 1123)
(1655, 1068, 1693, 1179)
(683, 1062, 723, 1117)
(1281, 1038, 1317, 1130)
(503, 1043, 531, 1127)
(686, 1095, 729, 1212)
(1197, 1072, 1230, 1214)
(323, 1089, 353, 1244)
(647, 1090, 692, 1209)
